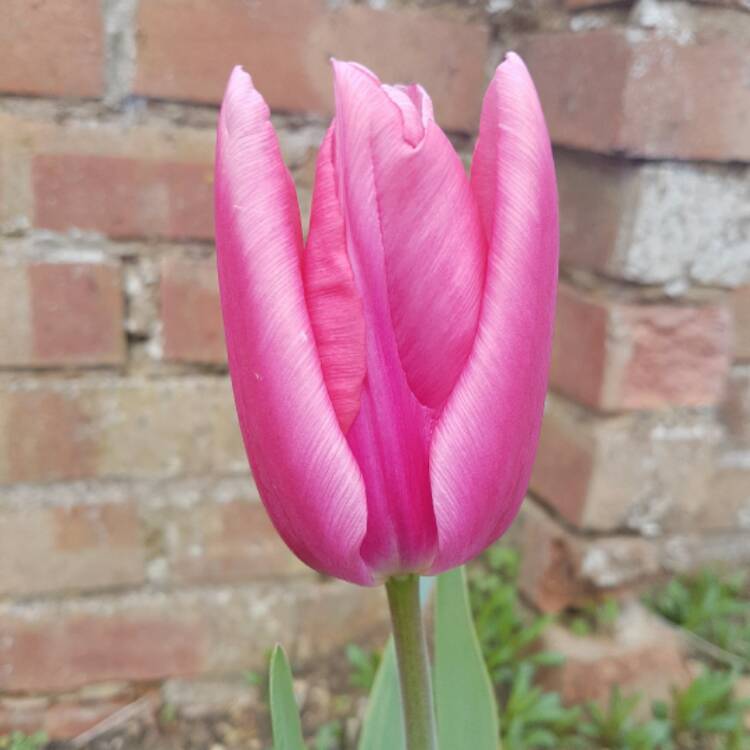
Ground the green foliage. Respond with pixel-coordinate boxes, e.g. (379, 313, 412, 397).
(469, 546, 750, 749)
(269, 644, 306, 750)
(666, 669, 750, 748)
(356, 639, 405, 750)
(435, 566, 498, 750)
(158, 702, 177, 725)
(468, 546, 563, 686)
(645, 570, 750, 669)
(313, 720, 343, 750)
(346, 644, 381, 692)
(566, 598, 621, 638)
(501, 662, 582, 749)
(0, 734, 47, 750)
(578, 689, 670, 750)
(243, 669, 264, 687)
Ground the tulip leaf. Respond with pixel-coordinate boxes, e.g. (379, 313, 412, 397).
(435, 566, 500, 750)
(358, 638, 406, 750)
(269, 644, 306, 750)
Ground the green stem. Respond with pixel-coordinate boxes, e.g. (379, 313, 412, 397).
(385, 574, 438, 750)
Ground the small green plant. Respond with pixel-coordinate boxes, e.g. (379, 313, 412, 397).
(501, 662, 582, 749)
(243, 668, 264, 686)
(664, 669, 750, 749)
(468, 550, 750, 749)
(566, 598, 621, 638)
(346, 644, 381, 692)
(646, 570, 750, 670)
(469, 546, 563, 687)
(579, 688, 670, 750)
(313, 719, 343, 750)
(0, 732, 47, 750)
(158, 702, 177, 725)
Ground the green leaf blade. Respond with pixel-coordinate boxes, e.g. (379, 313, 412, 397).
(436, 566, 500, 750)
(358, 639, 406, 750)
(269, 644, 306, 750)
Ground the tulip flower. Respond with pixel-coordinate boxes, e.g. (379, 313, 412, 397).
(216, 54, 557, 750)
(215, 53, 557, 588)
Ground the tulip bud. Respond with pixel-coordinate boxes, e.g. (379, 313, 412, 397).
(215, 54, 558, 585)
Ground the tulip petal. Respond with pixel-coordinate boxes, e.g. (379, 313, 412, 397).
(429, 53, 559, 572)
(373, 83, 486, 408)
(215, 67, 371, 585)
(304, 124, 366, 434)
(331, 60, 438, 575)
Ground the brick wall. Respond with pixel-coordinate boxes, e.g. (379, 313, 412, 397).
(1, 0, 748, 738)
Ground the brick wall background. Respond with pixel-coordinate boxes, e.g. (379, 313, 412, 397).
(0, 0, 748, 739)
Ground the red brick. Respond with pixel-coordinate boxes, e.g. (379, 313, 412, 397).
(3, 389, 97, 483)
(0, 613, 206, 692)
(552, 284, 732, 411)
(0, 378, 245, 484)
(161, 258, 226, 364)
(134, 0, 488, 132)
(538, 604, 691, 705)
(0, 262, 124, 368)
(30, 263, 125, 366)
(0, 112, 215, 237)
(730, 286, 750, 361)
(33, 155, 214, 241)
(551, 285, 609, 409)
(0, 0, 104, 98)
(0, 582, 385, 692)
(165, 500, 310, 584)
(519, 30, 750, 160)
(0, 502, 145, 597)
(530, 394, 721, 532)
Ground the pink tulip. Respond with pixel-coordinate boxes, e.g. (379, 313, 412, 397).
(215, 55, 558, 586)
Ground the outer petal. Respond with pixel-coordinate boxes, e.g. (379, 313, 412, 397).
(428, 53, 559, 572)
(215, 67, 371, 585)
(303, 124, 366, 434)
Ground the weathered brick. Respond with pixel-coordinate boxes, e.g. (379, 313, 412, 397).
(730, 286, 750, 361)
(0, 501, 145, 597)
(0, 261, 125, 368)
(537, 603, 691, 705)
(0, 582, 385, 692)
(520, 30, 750, 161)
(0, 112, 214, 241)
(720, 365, 750, 451)
(530, 394, 722, 533)
(0, 605, 207, 693)
(551, 284, 731, 411)
(700, 462, 750, 531)
(661, 527, 750, 573)
(43, 699, 134, 740)
(556, 151, 750, 287)
(0, 0, 104, 98)
(0, 697, 48, 736)
(134, 0, 488, 132)
(160, 257, 226, 364)
(516, 501, 660, 613)
(33, 155, 214, 241)
(162, 498, 309, 584)
(0, 378, 246, 484)
(565, 0, 624, 7)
